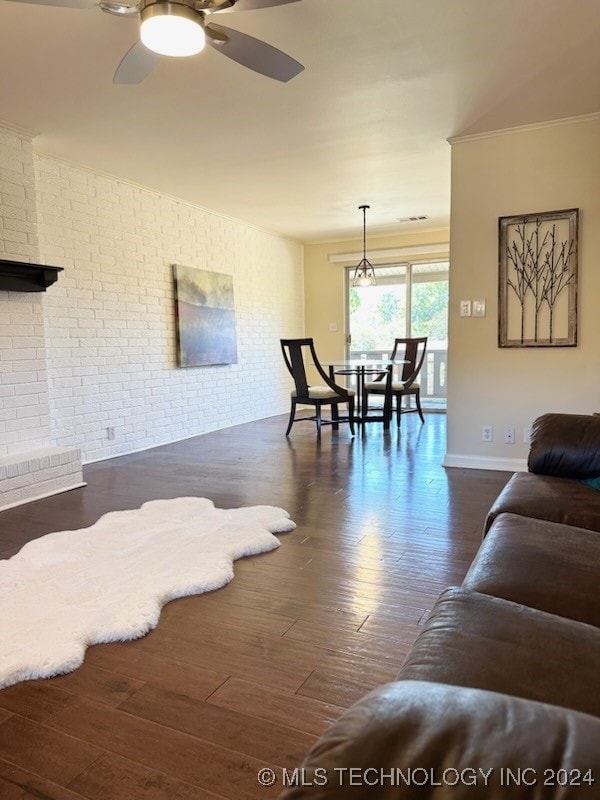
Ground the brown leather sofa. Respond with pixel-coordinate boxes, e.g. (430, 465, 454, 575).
(279, 413, 600, 799)
(485, 412, 600, 534)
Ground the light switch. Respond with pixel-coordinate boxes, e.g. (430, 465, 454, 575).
(328, 322, 338, 332)
(459, 300, 472, 317)
(472, 299, 486, 317)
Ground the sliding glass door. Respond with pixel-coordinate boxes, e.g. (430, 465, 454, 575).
(347, 262, 448, 410)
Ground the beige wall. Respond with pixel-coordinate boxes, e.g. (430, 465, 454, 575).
(304, 230, 449, 363)
(446, 116, 600, 469)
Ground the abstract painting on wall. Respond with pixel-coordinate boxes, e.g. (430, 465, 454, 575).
(498, 208, 578, 347)
(173, 265, 238, 367)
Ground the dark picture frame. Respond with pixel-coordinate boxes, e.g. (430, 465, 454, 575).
(498, 208, 578, 348)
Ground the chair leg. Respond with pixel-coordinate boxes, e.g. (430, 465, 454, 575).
(285, 399, 297, 436)
(383, 383, 392, 431)
(415, 389, 425, 423)
(348, 396, 355, 436)
(331, 403, 339, 431)
(315, 403, 322, 437)
(396, 394, 402, 428)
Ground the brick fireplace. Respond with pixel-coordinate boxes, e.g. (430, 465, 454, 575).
(0, 127, 84, 510)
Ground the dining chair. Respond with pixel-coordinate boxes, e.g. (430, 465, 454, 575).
(280, 338, 355, 437)
(362, 337, 428, 427)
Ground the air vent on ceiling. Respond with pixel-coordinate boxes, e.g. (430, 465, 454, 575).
(398, 215, 429, 223)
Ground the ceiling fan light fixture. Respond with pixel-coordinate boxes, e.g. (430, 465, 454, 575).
(100, 2, 139, 16)
(140, 2, 206, 57)
(352, 204, 377, 288)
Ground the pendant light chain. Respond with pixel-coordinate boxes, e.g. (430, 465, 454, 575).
(362, 204, 368, 260)
(352, 204, 377, 287)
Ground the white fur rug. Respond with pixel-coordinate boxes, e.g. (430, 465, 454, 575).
(0, 497, 295, 689)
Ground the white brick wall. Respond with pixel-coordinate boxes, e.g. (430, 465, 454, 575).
(0, 127, 39, 260)
(0, 127, 52, 457)
(33, 155, 304, 462)
(0, 446, 84, 510)
(1, 124, 304, 466)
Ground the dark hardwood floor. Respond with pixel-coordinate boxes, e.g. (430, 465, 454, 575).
(0, 414, 509, 800)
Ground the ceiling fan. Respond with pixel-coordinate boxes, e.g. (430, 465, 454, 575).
(9, 0, 304, 84)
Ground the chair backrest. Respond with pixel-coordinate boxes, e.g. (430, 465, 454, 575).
(280, 338, 351, 400)
(390, 337, 428, 388)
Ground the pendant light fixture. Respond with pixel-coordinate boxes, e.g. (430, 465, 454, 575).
(352, 204, 377, 287)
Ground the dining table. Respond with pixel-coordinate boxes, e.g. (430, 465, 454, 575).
(321, 358, 408, 430)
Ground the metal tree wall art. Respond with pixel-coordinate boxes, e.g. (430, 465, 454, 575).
(498, 209, 578, 347)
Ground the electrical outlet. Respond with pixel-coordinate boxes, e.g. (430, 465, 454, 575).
(106, 427, 115, 440)
(482, 425, 493, 442)
(328, 322, 338, 332)
(504, 426, 515, 444)
(460, 300, 472, 317)
(523, 426, 532, 444)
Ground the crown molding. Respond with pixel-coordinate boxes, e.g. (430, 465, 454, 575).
(305, 224, 450, 247)
(0, 119, 38, 139)
(32, 151, 302, 246)
(448, 111, 600, 145)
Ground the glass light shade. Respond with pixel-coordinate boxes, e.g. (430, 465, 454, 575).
(357, 272, 376, 287)
(352, 259, 377, 287)
(140, 4, 206, 57)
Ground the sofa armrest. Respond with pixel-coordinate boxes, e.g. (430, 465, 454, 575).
(528, 413, 600, 478)
(278, 681, 600, 800)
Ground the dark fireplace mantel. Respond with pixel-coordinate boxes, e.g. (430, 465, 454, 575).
(0, 259, 63, 292)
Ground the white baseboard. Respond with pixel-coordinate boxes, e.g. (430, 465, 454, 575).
(443, 453, 528, 473)
(0, 481, 87, 513)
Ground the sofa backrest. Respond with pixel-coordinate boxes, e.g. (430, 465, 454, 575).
(528, 413, 600, 478)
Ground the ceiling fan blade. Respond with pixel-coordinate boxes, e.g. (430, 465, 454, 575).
(206, 23, 303, 82)
(209, 0, 301, 13)
(113, 41, 159, 84)
(6, 0, 96, 7)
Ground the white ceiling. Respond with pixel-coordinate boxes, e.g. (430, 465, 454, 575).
(1, 0, 599, 243)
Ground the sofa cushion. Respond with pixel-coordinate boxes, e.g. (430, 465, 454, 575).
(364, 381, 419, 392)
(528, 413, 600, 478)
(398, 588, 600, 718)
(484, 472, 600, 534)
(277, 681, 600, 800)
(464, 513, 600, 627)
(291, 387, 356, 399)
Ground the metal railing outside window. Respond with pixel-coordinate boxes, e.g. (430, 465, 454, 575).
(346, 261, 448, 411)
